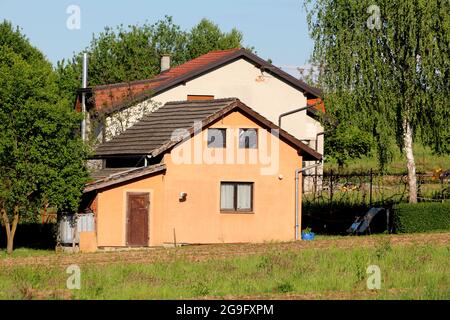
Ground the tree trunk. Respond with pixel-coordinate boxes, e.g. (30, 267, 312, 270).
(1, 206, 19, 254)
(403, 118, 418, 203)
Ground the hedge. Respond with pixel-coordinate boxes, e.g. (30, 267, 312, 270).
(393, 201, 450, 233)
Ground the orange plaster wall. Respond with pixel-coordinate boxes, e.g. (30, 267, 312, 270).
(79, 231, 98, 253)
(95, 173, 165, 247)
(93, 110, 302, 247)
(160, 110, 302, 245)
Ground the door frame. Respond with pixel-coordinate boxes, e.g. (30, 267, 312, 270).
(125, 191, 150, 246)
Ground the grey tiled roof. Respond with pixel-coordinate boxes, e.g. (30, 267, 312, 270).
(89, 167, 135, 180)
(85, 164, 167, 192)
(94, 98, 238, 157)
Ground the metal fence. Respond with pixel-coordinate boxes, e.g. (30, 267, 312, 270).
(301, 170, 448, 234)
(303, 170, 448, 207)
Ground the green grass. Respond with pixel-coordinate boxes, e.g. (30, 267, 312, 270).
(0, 248, 55, 259)
(325, 143, 450, 174)
(0, 240, 448, 300)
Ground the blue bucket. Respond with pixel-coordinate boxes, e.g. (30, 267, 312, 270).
(301, 232, 315, 241)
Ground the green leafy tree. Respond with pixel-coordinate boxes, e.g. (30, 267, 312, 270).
(325, 125, 374, 168)
(0, 21, 89, 253)
(57, 16, 250, 99)
(305, 0, 449, 202)
(186, 18, 244, 58)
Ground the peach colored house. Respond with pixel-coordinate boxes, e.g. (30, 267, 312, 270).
(79, 98, 321, 251)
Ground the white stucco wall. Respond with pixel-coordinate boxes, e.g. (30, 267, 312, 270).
(103, 58, 324, 157)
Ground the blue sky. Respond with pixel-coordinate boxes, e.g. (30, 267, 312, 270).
(0, 0, 313, 75)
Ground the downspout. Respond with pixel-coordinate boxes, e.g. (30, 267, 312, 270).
(278, 101, 320, 128)
(314, 132, 325, 179)
(295, 161, 323, 240)
(81, 53, 88, 141)
(315, 132, 324, 153)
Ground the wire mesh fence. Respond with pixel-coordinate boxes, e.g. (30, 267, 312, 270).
(301, 170, 449, 234)
(303, 170, 448, 205)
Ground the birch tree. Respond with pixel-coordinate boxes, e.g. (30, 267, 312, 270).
(305, 0, 449, 202)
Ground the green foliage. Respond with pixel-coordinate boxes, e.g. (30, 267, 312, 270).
(274, 281, 294, 293)
(191, 281, 210, 296)
(57, 16, 250, 100)
(186, 19, 243, 58)
(0, 21, 45, 63)
(393, 202, 450, 233)
(0, 21, 89, 231)
(325, 124, 374, 167)
(302, 227, 313, 234)
(374, 238, 392, 259)
(305, 0, 450, 167)
(324, 142, 450, 174)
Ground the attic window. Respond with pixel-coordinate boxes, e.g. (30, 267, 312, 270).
(239, 129, 258, 149)
(207, 129, 226, 148)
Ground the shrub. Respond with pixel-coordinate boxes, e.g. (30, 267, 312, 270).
(275, 281, 294, 293)
(393, 201, 450, 233)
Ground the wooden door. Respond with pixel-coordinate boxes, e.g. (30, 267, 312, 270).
(126, 193, 149, 246)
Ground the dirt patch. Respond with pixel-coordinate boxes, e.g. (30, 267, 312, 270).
(1, 233, 449, 268)
(205, 287, 427, 300)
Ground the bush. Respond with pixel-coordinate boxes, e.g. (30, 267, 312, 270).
(393, 201, 450, 233)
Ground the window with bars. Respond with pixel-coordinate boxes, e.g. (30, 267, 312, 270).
(220, 182, 253, 212)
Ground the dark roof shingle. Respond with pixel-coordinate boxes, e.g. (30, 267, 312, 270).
(85, 164, 166, 192)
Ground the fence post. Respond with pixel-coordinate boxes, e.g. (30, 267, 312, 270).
(441, 176, 445, 200)
(330, 169, 334, 211)
(369, 169, 373, 207)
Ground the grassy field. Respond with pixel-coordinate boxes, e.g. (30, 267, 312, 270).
(325, 143, 450, 174)
(0, 233, 448, 300)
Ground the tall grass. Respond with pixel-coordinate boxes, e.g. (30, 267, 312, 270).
(0, 240, 448, 300)
(324, 143, 450, 174)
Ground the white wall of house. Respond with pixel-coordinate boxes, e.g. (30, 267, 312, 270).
(103, 58, 324, 157)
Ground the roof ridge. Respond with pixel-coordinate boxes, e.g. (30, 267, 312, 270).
(92, 48, 243, 90)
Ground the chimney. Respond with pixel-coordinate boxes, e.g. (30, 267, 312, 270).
(160, 54, 171, 72)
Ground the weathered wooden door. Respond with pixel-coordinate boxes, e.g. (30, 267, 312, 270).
(126, 193, 149, 246)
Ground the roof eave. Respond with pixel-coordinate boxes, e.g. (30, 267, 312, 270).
(84, 163, 166, 193)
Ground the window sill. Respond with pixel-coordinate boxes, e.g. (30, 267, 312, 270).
(220, 211, 254, 214)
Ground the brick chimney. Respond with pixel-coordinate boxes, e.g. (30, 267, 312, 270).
(160, 54, 171, 72)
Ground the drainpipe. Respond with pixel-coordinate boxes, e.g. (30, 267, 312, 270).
(295, 161, 323, 240)
(81, 53, 88, 141)
(315, 132, 324, 152)
(278, 101, 320, 128)
(314, 131, 325, 178)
